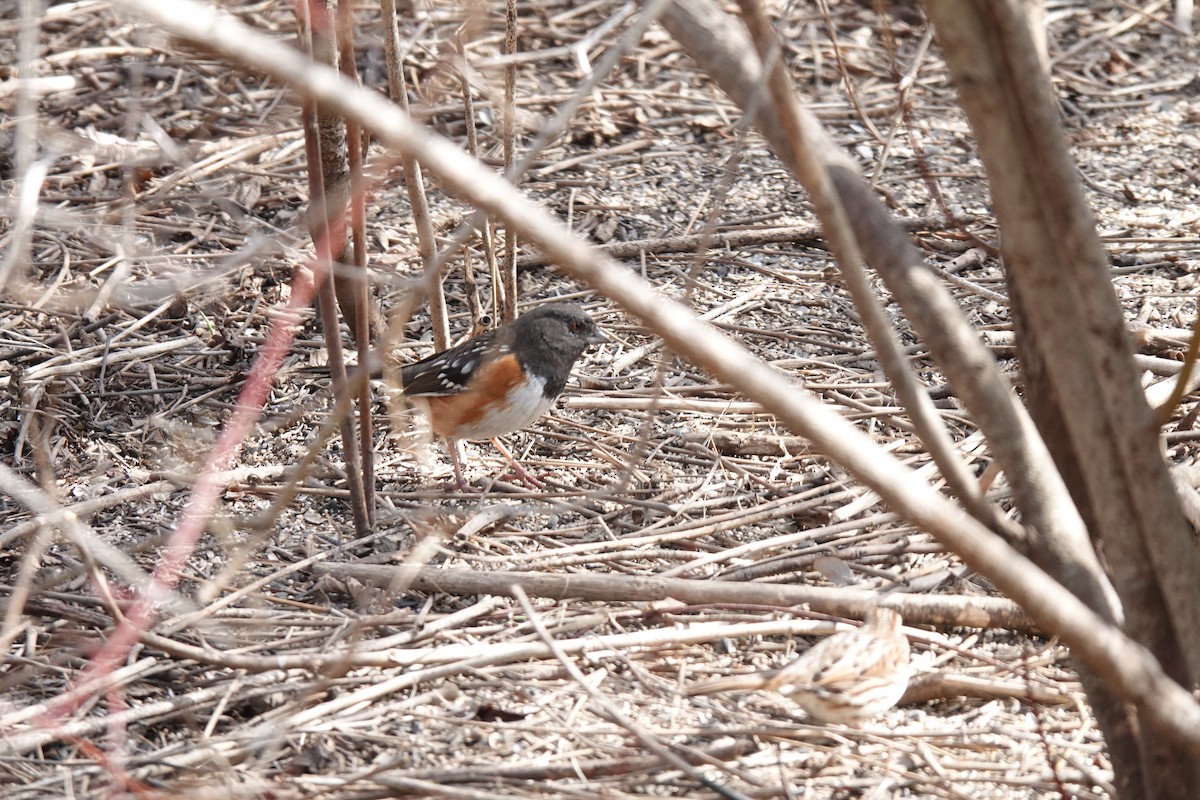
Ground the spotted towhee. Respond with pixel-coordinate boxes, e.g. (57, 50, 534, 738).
(400, 302, 609, 487)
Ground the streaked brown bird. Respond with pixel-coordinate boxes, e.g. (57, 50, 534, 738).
(688, 608, 912, 725)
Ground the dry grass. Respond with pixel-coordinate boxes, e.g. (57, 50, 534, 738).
(3, 1, 1199, 797)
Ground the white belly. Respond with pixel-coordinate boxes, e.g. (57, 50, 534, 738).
(457, 373, 553, 440)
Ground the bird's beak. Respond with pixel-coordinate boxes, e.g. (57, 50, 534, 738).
(588, 328, 611, 346)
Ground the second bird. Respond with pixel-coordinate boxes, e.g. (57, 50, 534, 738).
(689, 607, 912, 725)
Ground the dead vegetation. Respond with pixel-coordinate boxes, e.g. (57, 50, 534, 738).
(3, 1, 1200, 797)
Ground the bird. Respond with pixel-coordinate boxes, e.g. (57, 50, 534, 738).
(398, 302, 609, 488)
(688, 608, 912, 725)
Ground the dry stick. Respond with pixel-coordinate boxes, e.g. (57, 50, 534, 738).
(316, 564, 1029, 631)
(486, 0, 667, 322)
(610, 286, 768, 373)
(400, 0, 671, 333)
(814, 0, 882, 143)
(109, 0, 1200, 754)
(0, 525, 49, 656)
(382, 0, 448, 350)
(367, 777, 509, 800)
(211, 529, 453, 693)
(138, 134, 289, 198)
(678, 428, 811, 458)
(21, 167, 331, 734)
(456, 36, 491, 331)
(0, 478, 176, 550)
(451, 41, 504, 326)
(0, 467, 193, 641)
(301, 2, 369, 536)
(355, 595, 510, 652)
(444, 485, 850, 560)
(157, 527, 388, 635)
(427, 487, 862, 570)
(501, 0, 519, 322)
(242, 356, 374, 539)
(307, 1, 352, 326)
(336, 0, 375, 522)
(0, 667, 293, 758)
(1179, 0, 1196, 34)
(867, 25, 935, 188)
(373, 740, 757, 790)
(0, 657, 163, 731)
(883, 8, 985, 254)
(533, 136, 652, 176)
(22, 336, 202, 382)
(737, 0, 1006, 547)
(306, 129, 369, 537)
(516, 216, 949, 268)
(140, 620, 828, 772)
(660, 510, 901, 579)
(1108, 0, 1186, 36)
(901, 671, 1076, 707)
(0, 0, 41, 289)
(726, 539, 950, 586)
(928, 4, 1198, 793)
(1153, 312, 1200, 425)
(512, 586, 753, 800)
(129, 616, 952, 680)
(472, 0, 635, 68)
(612, 34, 775, 497)
(662, 0, 1129, 665)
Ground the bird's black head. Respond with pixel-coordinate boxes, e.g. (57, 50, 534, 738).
(513, 303, 608, 395)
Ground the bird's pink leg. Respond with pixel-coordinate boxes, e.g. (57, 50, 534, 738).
(491, 437, 545, 489)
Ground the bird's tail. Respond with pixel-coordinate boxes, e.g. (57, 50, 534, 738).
(686, 672, 774, 696)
